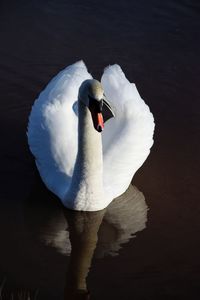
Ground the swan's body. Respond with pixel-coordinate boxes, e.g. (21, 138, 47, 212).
(27, 61, 154, 211)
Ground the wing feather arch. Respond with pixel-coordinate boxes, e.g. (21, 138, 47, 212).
(28, 61, 92, 199)
(101, 65, 155, 199)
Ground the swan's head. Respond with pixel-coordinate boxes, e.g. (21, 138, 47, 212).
(78, 79, 115, 132)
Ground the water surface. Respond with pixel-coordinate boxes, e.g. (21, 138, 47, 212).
(0, 0, 200, 299)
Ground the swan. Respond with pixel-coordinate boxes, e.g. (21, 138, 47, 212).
(27, 61, 155, 211)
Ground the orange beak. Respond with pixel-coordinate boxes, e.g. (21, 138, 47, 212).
(97, 113, 104, 132)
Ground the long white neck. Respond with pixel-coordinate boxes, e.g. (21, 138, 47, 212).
(66, 101, 104, 211)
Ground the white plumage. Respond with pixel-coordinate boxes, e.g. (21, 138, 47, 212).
(27, 61, 155, 211)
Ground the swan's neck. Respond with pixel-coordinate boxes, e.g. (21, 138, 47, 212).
(67, 101, 104, 211)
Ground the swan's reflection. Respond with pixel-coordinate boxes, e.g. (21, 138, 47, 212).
(42, 184, 148, 258)
(39, 184, 148, 298)
(64, 209, 105, 299)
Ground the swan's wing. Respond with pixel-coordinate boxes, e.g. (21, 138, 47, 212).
(28, 61, 92, 199)
(101, 65, 155, 199)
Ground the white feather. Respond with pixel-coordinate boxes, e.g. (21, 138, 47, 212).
(101, 64, 155, 200)
(27, 61, 155, 211)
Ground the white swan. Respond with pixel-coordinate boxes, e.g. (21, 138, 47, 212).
(27, 61, 155, 211)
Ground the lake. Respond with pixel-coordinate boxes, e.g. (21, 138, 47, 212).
(0, 0, 200, 299)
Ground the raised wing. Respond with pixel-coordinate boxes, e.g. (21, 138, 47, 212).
(28, 61, 92, 199)
(101, 65, 155, 200)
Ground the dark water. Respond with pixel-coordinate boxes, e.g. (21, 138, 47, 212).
(0, 0, 200, 299)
